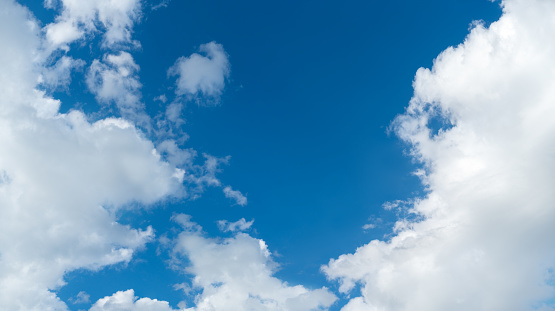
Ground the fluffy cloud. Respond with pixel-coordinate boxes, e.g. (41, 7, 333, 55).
(87, 51, 150, 127)
(171, 216, 337, 311)
(0, 1, 249, 309)
(323, 1, 555, 310)
(169, 42, 230, 101)
(87, 216, 337, 311)
(40, 55, 85, 90)
(44, 0, 142, 49)
(0, 1, 181, 309)
(89, 290, 174, 311)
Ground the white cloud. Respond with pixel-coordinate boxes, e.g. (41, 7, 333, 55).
(361, 223, 375, 230)
(222, 186, 248, 206)
(87, 51, 150, 127)
(151, 0, 171, 11)
(40, 55, 85, 90)
(171, 216, 337, 311)
(72, 291, 91, 304)
(87, 216, 337, 311)
(323, 1, 555, 310)
(217, 218, 254, 232)
(44, 0, 142, 49)
(169, 42, 230, 101)
(89, 290, 174, 311)
(0, 1, 182, 309)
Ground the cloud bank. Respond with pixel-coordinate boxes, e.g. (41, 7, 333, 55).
(323, 0, 555, 310)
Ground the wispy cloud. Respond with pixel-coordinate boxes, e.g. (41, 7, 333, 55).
(223, 186, 248, 206)
(218, 218, 254, 232)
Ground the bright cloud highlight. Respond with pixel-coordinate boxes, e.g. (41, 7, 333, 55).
(323, 0, 555, 310)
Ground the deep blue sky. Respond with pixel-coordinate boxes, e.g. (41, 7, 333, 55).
(23, 0, 502, 309)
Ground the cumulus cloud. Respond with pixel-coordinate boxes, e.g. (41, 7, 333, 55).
(222, 186, 248, 206)
(88, 216, 336, 311)
(89, 289, 174, 311)
(168, 42, 230, 102)
(171, 216, 337, 311)
(44, 0, 142, 49)
(0, 1, 182, 309)
(323, 1, 555, 310)
(87, 51, 150, 126)
(40, 55, 85, 90)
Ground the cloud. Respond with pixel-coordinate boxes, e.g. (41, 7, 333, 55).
(72, 291, 91, 304)
(87, 51, 150, 127)
(40, 55, 85, 90)
(151, 0, 171, 11)
(323, 1, 555, 310)
(44, 0, 142, 49)
(171, 216, 337, 311)
(87, 216, 337, 311)
(0, 1, 183, 309)
(217, 218, 254, 232)
(168, 42, 230, 102)
(222, 186, 248, 206)
(89, 290, 174, 311)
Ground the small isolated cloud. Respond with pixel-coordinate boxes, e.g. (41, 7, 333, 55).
(71, 291, 90, 304)
(223, 186, 247, 206)
(217, 218, 254, 232)
(151, 0, 171, 11)
(154, 94, 167, 103)
(362, 216, 383, 231)
(168, 42, 230, 102)
(361, 223, 375, 230)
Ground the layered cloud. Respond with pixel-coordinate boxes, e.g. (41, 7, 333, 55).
(323, 0, 555, 310)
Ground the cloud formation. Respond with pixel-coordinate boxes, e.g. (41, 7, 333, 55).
(323, 1, 555, 310)
(171, 216, 337, 311)
(169, 42, 230, 102)
(0, 1, 180, 309)
(217, 218, 254, 232)
(87, 51, 150, 126)
(44, 0, 142, 49)
(89, 290, 174, 311)
(222, 186, 248, 206)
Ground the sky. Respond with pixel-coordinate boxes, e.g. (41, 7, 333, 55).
(3, 0, 555, 310)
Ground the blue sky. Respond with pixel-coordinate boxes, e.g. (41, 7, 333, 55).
(5, 0, 555, 310)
